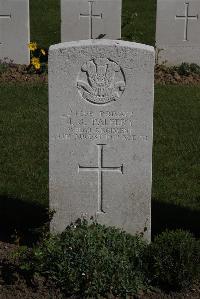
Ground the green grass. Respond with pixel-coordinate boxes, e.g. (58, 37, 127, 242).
(0, 84, 48, 205)
(153, 85, 200, 211)
(122, 0, 156, 45)
(30, 0, 156, 48)
(0, 84, 200, 214)
(30, 0, 60, 49)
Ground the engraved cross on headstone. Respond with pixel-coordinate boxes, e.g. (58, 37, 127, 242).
(175, 2, 198, 41)
(0, 12, 11, 46)
(79, 0, 103, 39)
(78, 144, 123, 213)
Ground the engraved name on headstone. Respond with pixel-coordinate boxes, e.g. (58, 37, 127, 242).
(0, 0, 30, 64)
(61, 0, 121, 41)
(156, 0, 200, 65)
(49, 40, 155, 241)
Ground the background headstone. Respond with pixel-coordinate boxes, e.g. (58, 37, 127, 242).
(0, 0, 30, 64)
(49, 40, 154, 241)
(156, 0, 200, 65)
(61, 0, 121, 41)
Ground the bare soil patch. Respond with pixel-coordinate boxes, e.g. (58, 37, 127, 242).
(155, 64, 200, 85)
(0, 63, 47, 84)
(1, 63, 200, 85)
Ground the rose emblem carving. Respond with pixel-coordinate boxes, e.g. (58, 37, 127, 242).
(77, 58, 126, 105)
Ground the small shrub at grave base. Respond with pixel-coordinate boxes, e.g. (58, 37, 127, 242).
(176, 63, 191, 76)
(172, 62, 200, 76)
(19, 219, 148, 298)
(28, 42, 48, 74)
(0, 58, 14, 74)
(145, 230, 200, 291)
(190, 63, 200, 75)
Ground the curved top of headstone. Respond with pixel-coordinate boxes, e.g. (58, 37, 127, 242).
(49, 38, 155, 241)
(49, 39, 155, 53)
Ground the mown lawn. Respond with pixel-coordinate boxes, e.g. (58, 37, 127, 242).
(0, 84, 199, 215)
(153, 85, 200, 211)
(30, 0, 156, 48)
(30, 0, 60, 48)
(122, 0, 156, 45)
(0, 84, 48, 206)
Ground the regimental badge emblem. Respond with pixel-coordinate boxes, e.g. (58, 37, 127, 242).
(77, 58, 126, 105)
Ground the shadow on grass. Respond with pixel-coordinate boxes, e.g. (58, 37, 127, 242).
(0, 195, 49, 245)
(0, 195, 199, 245)
(152, 199, 200, 239)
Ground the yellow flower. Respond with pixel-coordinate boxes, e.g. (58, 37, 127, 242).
(41, 49, 46, 56)
(34, 62, 41, 70)
(31, 57, 41, 70)
(31, 57, 39, 64)
(28, 42, 37, 51)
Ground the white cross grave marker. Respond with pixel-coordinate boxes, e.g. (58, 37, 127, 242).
(79, 0, 103, 39)
(78, 144, 123, 213)
(156, 0, 200, 65)
(175, 2, 198, 41)
(61, 0, 122, 42)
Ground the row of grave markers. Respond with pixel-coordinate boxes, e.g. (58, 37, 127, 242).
(0, 0, 121, 64)
(0, 0, 200, 65)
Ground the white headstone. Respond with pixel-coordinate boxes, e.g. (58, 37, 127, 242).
(49, 40, 154, 241)
(61, 0, 121, 41)
(0, 0, 30, 64)
(156, 0, 200, 65)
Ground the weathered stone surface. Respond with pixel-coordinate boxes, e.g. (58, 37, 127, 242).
(0, 0, 29, 64)
(49, 40, 154, 241)
(156, 0, 200, 65)
(61, 0, 121, 41)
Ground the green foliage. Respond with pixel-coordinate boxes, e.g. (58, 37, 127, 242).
(18, 223, 200, 296)
(190, 63, 200, 75)
(0, 62, 8, 74)
(145, 230, 200, 290)
(0, 59, 12, 74)
(177, 63, 192, 76)
(175, 63, 200, 76)
(19, 220, 147, 297)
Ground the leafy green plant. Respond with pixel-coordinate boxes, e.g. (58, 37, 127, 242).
(19, 219, 147, 297)
(145, 230, 200, 290)
(17, 222, 200, 296)
(176, 63, 191, 76)
(175, 62, 200, 76)
(0, 58, 12, 74)
(190, 63, 200, 75)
